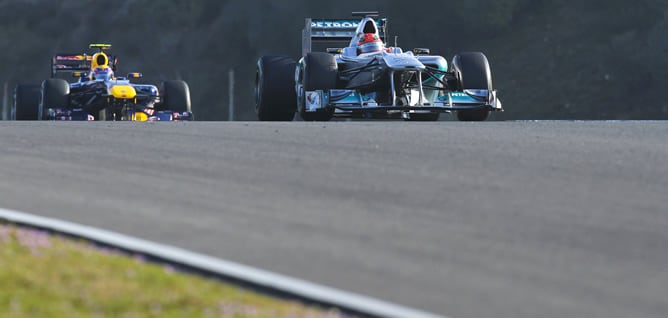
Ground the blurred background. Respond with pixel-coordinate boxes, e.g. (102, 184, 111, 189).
(0, 0, 666, 121)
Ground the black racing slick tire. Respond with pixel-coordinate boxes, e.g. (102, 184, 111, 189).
(12, 84, 41, 120)
(161, 80, 192, 113)
(452, 52, 492, 122)
(39, 79, 70, 120)
(300, 52, 337, 122)
(255, 56, 297, 121)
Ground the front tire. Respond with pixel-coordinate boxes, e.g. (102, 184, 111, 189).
(452, 52, 492, 122)
(160, 80, 191, 113)
(39, 79, 70, 120)
(299, 52, 337, 122)
(255, 56, 297, 121)
(12, 84, 41, 120)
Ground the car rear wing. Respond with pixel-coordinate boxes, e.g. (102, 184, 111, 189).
(51, 53, 118, 78)
(302, 12, 387, 56)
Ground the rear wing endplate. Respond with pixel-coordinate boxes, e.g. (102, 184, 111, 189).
(302, 13, 387, 56)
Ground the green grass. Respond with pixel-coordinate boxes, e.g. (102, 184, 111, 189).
(0, 223, 342, 318)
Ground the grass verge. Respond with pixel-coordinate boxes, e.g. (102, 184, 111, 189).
(0, 223, 343, 317)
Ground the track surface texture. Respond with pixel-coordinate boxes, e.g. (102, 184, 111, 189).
(0, 121, 666, 318)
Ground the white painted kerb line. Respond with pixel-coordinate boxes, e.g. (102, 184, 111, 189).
(0, 208, 446, 318)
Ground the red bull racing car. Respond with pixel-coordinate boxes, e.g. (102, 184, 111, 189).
(12, 43, 192, 121)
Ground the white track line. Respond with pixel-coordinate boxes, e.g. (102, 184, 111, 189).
(0, 208, 446, 318)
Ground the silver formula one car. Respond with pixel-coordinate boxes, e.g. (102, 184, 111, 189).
(256, 12, 503, 121)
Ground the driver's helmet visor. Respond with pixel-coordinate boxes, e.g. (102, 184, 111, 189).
(358, 41, 383, 54)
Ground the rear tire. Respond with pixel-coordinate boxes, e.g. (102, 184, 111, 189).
(255, 56, 297, 121)
(300, 52, 337, 122)
(12, 84, 41, 120)
(39, 79, 70, 120)
(452, 52, 492, 122)
(160, 80, 191, 113)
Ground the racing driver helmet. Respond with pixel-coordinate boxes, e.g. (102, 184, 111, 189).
(357, 33, 383, 55)
(91, 66, 114, 81)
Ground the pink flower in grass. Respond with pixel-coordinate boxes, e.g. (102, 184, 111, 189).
(219, 302, 259, 317)
(14, 228, 52, 255)
(133, 254, 146, 263)
(0, 225, 11, 243)
(163, 264, 175, 274)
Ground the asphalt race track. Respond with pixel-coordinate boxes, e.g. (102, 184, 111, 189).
(0, 120, 666, 318)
